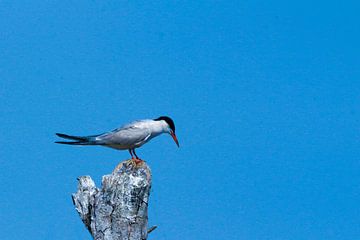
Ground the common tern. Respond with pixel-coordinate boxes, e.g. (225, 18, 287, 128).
(55, 116, 179, 163)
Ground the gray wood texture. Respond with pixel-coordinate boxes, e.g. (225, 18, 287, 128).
(72, 160, 152, 240)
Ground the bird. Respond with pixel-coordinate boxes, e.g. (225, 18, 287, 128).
(55, 116, 179, 163)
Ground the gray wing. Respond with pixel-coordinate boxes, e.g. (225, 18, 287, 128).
(95, 124, 151, 148)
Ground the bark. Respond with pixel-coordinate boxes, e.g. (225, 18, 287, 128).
(72, 160, 152, 240)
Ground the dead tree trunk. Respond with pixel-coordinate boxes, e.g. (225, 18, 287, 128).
(72, 160, 153, 240)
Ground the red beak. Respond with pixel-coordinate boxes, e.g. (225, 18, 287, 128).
(170, 132, 180, 147)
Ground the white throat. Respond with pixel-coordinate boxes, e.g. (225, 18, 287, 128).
(150, 120, 169, 135)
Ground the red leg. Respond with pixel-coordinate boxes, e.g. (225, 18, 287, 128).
(133, 149, 143, 164)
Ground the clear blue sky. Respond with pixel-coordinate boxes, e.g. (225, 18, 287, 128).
(0, 1, 359, 239)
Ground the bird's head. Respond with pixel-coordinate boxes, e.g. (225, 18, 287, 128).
(154, 116, 179, 147)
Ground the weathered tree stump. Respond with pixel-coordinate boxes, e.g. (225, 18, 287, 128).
(72, 160, 152, 240)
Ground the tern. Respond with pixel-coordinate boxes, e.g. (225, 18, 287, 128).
(55, 116, 179, 163)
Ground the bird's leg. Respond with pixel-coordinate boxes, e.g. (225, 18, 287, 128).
(133, 149, 143, 165)
(133, 149, 140, 159)
(127, 149, 142, 166)
(128, 149, 136, 166)
(129, 149, 135, 159)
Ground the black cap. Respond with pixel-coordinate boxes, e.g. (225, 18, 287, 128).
(154, 116, 176, 133)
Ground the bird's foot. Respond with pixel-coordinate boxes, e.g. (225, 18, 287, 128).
(128, 158, 144, 167)
(134, 158, 144, 165)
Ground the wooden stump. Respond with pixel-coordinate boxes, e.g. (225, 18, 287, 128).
(72, 160, 152, 240)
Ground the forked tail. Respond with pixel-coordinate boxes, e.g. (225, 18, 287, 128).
(55, 133, 97, 145)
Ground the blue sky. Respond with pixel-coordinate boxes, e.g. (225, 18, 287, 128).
(0, 1, 359, 239)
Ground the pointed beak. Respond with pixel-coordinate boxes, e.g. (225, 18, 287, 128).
(170, 132, 180, 147)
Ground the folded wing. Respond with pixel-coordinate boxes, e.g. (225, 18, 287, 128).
(96, 125, 151, 148)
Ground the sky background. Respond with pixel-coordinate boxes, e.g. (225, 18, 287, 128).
(0, 1, 359, 239)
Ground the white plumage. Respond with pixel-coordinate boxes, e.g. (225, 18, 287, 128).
(55, 116, 179, 160)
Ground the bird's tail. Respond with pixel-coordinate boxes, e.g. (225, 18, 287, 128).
(55, 133, 98, 145)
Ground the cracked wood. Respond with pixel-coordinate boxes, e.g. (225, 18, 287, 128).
(72, 160, 152, 240)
